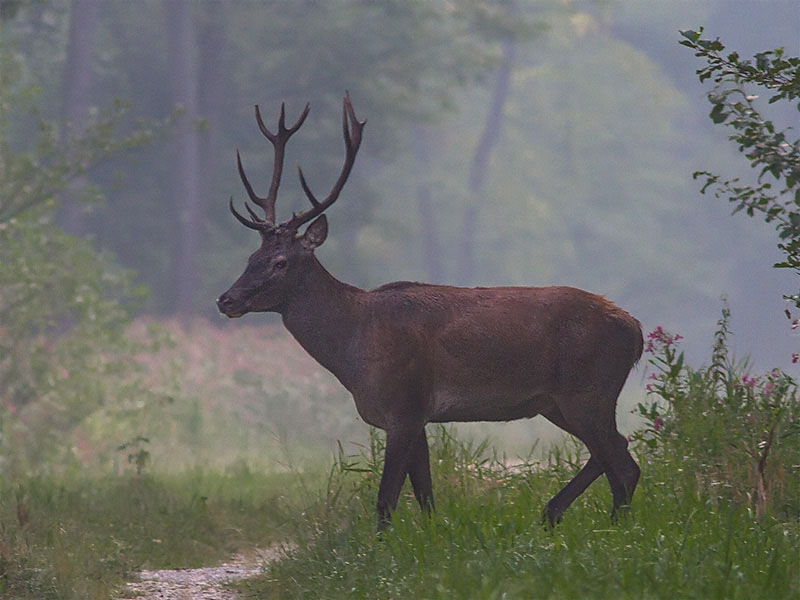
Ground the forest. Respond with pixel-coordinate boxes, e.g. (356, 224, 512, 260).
(0, 1, 799, 598)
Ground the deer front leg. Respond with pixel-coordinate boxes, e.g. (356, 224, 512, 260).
(376, 426, 421, 530)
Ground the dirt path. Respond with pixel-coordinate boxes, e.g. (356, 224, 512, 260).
(119, 546, 287, 600)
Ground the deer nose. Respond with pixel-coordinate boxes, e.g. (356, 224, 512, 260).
(216, 293, 235, 313)
(217, 292, 246, 318)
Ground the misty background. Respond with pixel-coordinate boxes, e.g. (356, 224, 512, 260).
(6, 0, 799, 366)
(2, 0, 799, 466)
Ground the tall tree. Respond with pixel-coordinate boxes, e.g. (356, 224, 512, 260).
(196, 3, 226, 314)
(166, 0, 201, 315)
(415, 125, 444, 282)
(456, 37, 517, 284)
(58, 0, 100, 235)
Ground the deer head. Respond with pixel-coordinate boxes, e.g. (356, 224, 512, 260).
(217, 94, 365, 317)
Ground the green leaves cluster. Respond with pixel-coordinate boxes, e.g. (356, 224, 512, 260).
(680, 28, 800, 308)
(680, 29, 800, 105)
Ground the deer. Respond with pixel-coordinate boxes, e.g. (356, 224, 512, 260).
(217, 94, 644, 530)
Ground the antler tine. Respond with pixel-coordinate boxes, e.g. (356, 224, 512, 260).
(236, 149, 266, 219)
(254, 102, 310, 141)
(244, 202, 264, 222)
(246, 102, 311, 224)
(297, 166, 321, 207)
(287, 92, 366, 230)
(231, 148, 271, 230)
(229, 197, 270, 231)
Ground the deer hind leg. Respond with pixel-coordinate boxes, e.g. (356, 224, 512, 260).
(543, 456, 604, 526)
(545, 399, 640, 522)
(407, 429, 435, 514)
(541, 406, 604, 525)
(604, 431, 640, 519)
(376, 425, 425, 530)
(571, 401, 640, 516)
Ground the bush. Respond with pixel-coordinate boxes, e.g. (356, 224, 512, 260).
(0, 51, 161, 473)
(633, 304, 800, 518)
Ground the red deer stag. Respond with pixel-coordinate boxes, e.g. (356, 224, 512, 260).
(217, 94, 643, 529)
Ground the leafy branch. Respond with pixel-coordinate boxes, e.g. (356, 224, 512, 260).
(680, 28, 800, 309)
(679, 29, 800, 104)
(0, 99, 174, 224)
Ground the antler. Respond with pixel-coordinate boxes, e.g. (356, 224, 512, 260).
(229, 94, 365, 232)
(229, 101, 310, 230)
(285, 92, 366, 230)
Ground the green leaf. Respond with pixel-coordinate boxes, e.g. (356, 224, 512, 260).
(709, 103, 728, 124)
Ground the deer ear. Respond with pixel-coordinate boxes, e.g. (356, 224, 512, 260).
(301, 215, 328, 249)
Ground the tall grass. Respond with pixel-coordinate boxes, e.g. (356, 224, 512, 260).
(2, 319, 362, 477)
(0, 318, 578, 598)
(633, 305, 800, 519)
(0, 468, 304, 600)
(239, 308, 800, 599)
(239, 427, 799, 600)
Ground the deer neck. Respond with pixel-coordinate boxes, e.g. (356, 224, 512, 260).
(280, 256, 365, 390)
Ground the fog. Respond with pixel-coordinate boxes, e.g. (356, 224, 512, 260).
(5, 0, 799, 375)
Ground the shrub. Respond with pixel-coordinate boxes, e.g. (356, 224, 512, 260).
(0, 51, 161, 474)
(633, 305, 800, 518)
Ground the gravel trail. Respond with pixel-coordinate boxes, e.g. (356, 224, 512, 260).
(119, 545, 286, 600)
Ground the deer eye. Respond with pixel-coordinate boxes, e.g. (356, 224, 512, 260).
(274, 258, 287, 270)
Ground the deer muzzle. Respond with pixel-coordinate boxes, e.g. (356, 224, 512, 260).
(216, 292, 246, 318)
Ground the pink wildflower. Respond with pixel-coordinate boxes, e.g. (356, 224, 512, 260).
(645, 326, 683, 353)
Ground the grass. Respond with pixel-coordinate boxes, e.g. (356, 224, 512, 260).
(0, 466, 308, 600)
(237, 428, 800, 600)
(3, 427, 797, 600)
(0, 319, 579, 599)
(2, 418, 797, 600)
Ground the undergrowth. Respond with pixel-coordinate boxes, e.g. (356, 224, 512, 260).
(2, 309, 798, 599)
(237, 307, 800, 599)
(633, 304, 800, 519)
(238, 426, 799, 599)
(0, 468, 301, 600)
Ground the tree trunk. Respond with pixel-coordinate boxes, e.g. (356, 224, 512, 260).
(166, 0, 201, 316)
(456, 38, 516, 285)
(414, 124, 443, 282)
(197, 3, 226, 316)
(59, 0, 100, 236)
